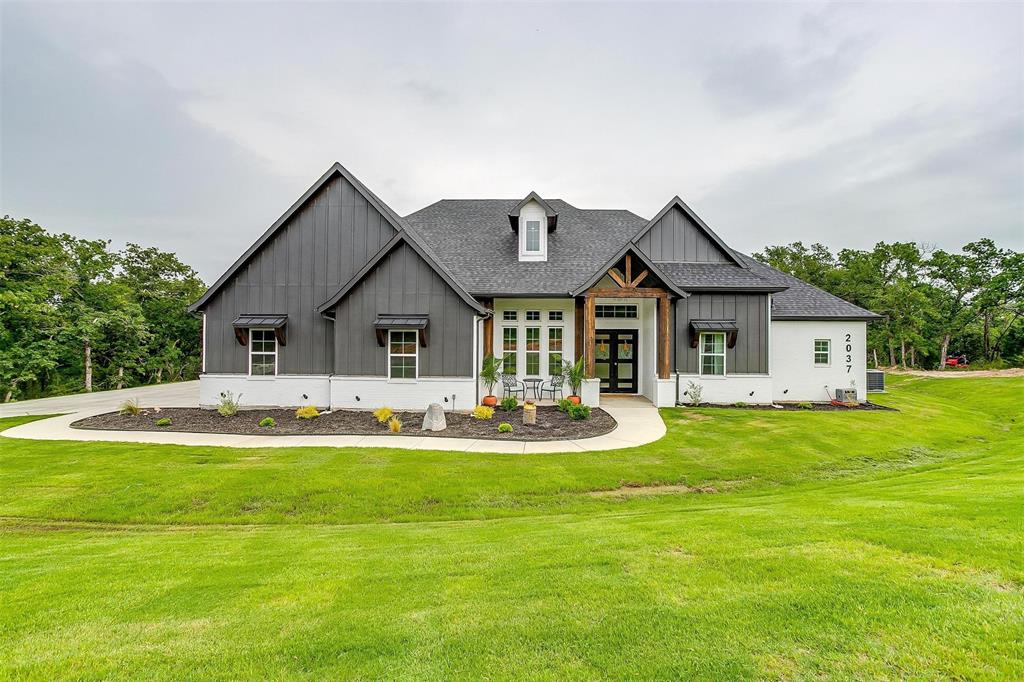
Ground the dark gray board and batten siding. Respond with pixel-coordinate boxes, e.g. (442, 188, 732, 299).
(636, 205, 731, 263)
(675, 293, 769, 374)
(202, 174, 398, 374)
(330, 242, 476, 377)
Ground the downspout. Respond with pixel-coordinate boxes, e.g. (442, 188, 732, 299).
(674, 299, 680, 406)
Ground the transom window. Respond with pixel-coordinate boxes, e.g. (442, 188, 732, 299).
(525, 327, 541, 376)
(502, 310, 517, 321)
(524, 220, 541, 252)
(548, 327, 563, 375)
(595, 304, 638, 319)
(699, 332, 726, 376)
(814, 339, 831, 366)
(388, 330, 418, 379)
(502, 327, 518, 374)
(548, 311, 563, 321)
(249, 329, 277, 376)
(526, 310, 540, 321)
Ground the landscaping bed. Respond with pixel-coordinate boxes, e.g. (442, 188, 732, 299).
(71, 406, 617, 441)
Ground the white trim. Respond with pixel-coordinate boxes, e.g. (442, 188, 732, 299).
(387, 329, 419, 380)
(517, 201, 548, 261)
(248, 328, 278, 376)
(698, 331, 726, 376)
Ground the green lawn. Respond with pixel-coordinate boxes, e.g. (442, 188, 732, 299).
(1, 375, 1022, 679)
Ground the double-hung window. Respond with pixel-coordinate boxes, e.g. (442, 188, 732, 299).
(814, 339, 831, 366)
(548, 327, 563, 375)
(699, 332, 726, 376)
(525, 327, 541, 376)
(249, 329, 277, 376)
(524, 220, 541, 253)
(502, 328, 518, 374)
(388, 330, 418, 379)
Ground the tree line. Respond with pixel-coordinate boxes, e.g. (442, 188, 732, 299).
(754, 239, 1023, 369)
(0, 216, 206, 402)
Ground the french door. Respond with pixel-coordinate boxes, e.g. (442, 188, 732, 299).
(594, 330, 638, 393)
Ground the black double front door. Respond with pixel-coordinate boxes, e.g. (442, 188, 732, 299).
(594, 330, 638, 393)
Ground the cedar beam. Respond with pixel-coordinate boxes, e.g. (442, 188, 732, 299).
(625, 254, 632, 285)
(658, 295, 671, 379)
(607, 268, 627, 289)
(630, 269, 649, 288)
(482, 299, 494, 360)
(585, 287, 667, 298)
(584, 294, 596, 377)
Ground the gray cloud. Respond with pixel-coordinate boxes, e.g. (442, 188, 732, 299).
(1, 1, 1020, 283)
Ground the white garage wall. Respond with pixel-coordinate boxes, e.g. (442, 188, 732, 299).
(771, 321, 867, 402)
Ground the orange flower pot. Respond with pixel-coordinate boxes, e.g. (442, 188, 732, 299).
(481, 395, 498, 407)
(568, 395, 582, 405)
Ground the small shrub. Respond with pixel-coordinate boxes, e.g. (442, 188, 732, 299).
(388, 416, 402, 433)
(155, 417, 172, 427)
(119, 398, 143, 416)
(684, 381, 703, 406)
(567, 403, 591, 420)
(295, 406, 320, 420)
(373, 406, 393, 423)
(217, 391, 242, 417)
(500, 396, 518, 412)
(472, 405, 495, 420)
(497, 422, 513, 434)
(797, 402, 813, 410)
(734, 401, 748, 408)
(259, 417, 276, 428)
(557, 398, 573, 413)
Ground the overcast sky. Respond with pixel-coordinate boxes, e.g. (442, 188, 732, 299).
(2, 1, 1021, 281)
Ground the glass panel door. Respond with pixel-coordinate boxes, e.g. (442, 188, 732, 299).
(594, 329, 639, 393)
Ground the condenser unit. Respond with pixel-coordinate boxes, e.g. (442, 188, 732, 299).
(834, 388, 858, 403)
(866, 369, 885, 392)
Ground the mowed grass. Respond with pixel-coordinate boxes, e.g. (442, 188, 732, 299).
(1, 375, 1022, 679)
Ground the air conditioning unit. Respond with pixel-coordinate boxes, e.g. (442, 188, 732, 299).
(866, 369, 885, 392)
(834, 388, 858, 403)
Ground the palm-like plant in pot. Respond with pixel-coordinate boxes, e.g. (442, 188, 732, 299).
(562, 357, 586, 405)
(479, 354, 502, 407)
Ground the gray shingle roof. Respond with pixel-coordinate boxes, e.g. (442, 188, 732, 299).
(403, 199, 880, 320)
(404, 199, 646, 295)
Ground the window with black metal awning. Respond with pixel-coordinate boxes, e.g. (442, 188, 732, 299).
(689, 319, 738, 349)
(232, 314, 287, 346)
(372, 314, 429, 347)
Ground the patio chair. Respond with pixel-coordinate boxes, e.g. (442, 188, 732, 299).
(500, 374, 526, 399)
(539, 374, 565, 401)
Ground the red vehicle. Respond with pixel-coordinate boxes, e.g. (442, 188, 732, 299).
(945, 353, 969, 368)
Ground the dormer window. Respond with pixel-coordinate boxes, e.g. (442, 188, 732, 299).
(525, 220, 541, 253)
(509, 191, 557, 263)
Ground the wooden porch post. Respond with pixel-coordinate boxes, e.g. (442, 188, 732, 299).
(482, 298, 494, 360)
(584, 294, 596, 377)
(657, 295, 671, 380)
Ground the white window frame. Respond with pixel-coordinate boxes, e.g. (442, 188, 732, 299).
(387, 329, 419, 381)
(548, 326, 564, 376)
(502, 326, 518, 375)
(814, 338, 831, 367)
(524, 220, 542, 253)
(548, 310, 563, 321)
(525, 326, 541, 376)
(248, 328, 278, 377)
(699, 332, 726, 376)
(503, 310, 517, 321)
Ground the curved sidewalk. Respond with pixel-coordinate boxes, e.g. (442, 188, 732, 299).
(0, 395, 665, 454)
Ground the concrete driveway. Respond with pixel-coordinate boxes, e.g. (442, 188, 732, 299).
(0, 381, 199, 417)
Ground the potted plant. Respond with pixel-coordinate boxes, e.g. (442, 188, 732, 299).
(562, 357, 586, 405)
(479, 354, 502, 407)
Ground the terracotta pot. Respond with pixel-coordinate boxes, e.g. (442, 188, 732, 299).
(481, 395, 498, 407)
(568, 395, 582, 405)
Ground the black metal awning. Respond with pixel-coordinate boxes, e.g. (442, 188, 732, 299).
(231, 314, 288, 346)
(373, 314, 429, 347)
(689, 319, 738, 348)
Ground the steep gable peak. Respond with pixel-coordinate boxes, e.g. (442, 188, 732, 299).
(632, 196, 746, 268)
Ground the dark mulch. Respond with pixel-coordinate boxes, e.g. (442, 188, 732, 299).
(690, 401, 896, 412)
(71, 406, 618, 442)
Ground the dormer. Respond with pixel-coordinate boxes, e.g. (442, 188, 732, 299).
(509, 192, 557, 262)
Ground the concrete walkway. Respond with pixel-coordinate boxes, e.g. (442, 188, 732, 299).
(0, 387, 665, 453)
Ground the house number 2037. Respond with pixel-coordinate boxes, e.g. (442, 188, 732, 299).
(845, 333, 853, 374)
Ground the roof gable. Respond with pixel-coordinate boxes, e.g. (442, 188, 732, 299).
(632, 197, 746, 267)
(570, 243, 689, 297)
(508, 191, 558, 232)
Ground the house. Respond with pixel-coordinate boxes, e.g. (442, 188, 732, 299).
(189, 163, 880, 409)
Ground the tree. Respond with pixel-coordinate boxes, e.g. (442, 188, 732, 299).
(0, 217, 71, 401)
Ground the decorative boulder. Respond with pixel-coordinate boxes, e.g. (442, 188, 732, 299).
(421, 403, 447, 431)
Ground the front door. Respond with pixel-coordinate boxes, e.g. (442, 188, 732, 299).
(594, 330, 638, 393)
